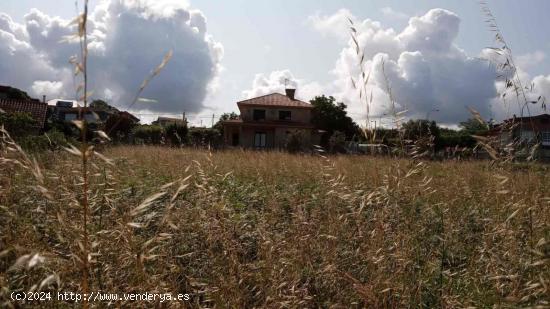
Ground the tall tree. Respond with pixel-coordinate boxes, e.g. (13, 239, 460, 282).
(402, 119, 440, 141)
(310, 95, 359, 147)
(90, 99, 118, 111)
(212, 112, 239, 134)
(459, 118, 489, 135)
(0, 85, 32, 100)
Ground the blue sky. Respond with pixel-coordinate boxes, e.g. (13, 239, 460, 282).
(1, 0, 549, 125)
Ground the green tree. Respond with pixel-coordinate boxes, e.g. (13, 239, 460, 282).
(133, 124, 164, 144)
(189, 127, 222, 148)
(212, 112, 239, 134)
(310, 95, 359, 147)
(0, 86, 32, 100)
(165, 123, 189, 146)
(402, 119, 440, 141)
(105, 113, 137, 142)
(90, 99, 118, 112)
(459, 118, 488, 135)
(438, 129, 476, 148)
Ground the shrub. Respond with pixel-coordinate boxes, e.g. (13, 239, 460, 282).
(133, 124, 164, 145)
(17, 129, 68, 152)
(285, 130, 306, 153)
(165, 123, 189, 146)
(105, 113, 137, 142)
(329, 130, 347, 153)
(188, 127, 222, 148)
(0, 112, 37, 137)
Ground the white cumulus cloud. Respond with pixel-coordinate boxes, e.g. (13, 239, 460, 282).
(31, 81, 64, 98)
(516, 50, 546, 70)
(0, 0, 223, 115)
(308, 8, 507, 124)
(242, 69, 322, 102)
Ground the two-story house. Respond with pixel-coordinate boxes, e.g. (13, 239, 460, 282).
(222, 89, 318, 149)
(153, 116, 187, 127)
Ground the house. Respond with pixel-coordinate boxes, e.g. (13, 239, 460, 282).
(222, 89, 320, 149)
(153, 116, 187, 127)
(48, 99, 139, 125)
(49, 100, 114, 123)
(491, 113, 550, 158)
(118, 111, 140, 123)
(0, 98, 48, 129)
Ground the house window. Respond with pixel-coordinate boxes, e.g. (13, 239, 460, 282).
(542, 131, 550, 146)
(253, 109, 266, 121)
(64, 113, 77, 121)
(254, 132, 266, 148)
(279, 110, 292, 120)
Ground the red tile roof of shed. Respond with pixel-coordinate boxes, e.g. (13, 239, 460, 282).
(237, 93, 312, 109)
(0, 98, 48, 128)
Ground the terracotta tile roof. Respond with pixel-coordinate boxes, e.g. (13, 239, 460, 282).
(237, 93, 312, 109)
(0, 98, 48, 128)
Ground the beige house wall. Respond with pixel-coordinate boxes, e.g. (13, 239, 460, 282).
(223, 124, 315, 149)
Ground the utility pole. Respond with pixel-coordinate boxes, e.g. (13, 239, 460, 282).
(211, 114, 215, 127)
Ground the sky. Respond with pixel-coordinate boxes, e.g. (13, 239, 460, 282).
(1, 0, 550, 126)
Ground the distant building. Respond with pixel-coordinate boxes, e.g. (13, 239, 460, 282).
(222, 89, 321, 149)
(48, 99, 139, 125)
(490, 113, 550, 158)
(49, 100, 110, 123)
(153, 116, 187, 127)
(118, 111, 140, 123)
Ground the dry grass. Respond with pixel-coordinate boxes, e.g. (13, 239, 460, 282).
(0, 1, 548, 308)
(1, 145, 548, 308)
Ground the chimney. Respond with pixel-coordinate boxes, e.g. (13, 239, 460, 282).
(42, 95, 46, 103)
(285, 88, 296, 100)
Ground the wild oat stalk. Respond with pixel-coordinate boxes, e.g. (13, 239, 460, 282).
(380, 59, 409, 156)
(479, 1, 546, 116)
(70, 1, 92, 306)
(347, 17, 374, 142)
(63, 1, 174, 307)
(478, 1, 547, 162)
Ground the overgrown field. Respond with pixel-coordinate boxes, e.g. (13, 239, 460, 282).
(1, 146, 549, 308)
